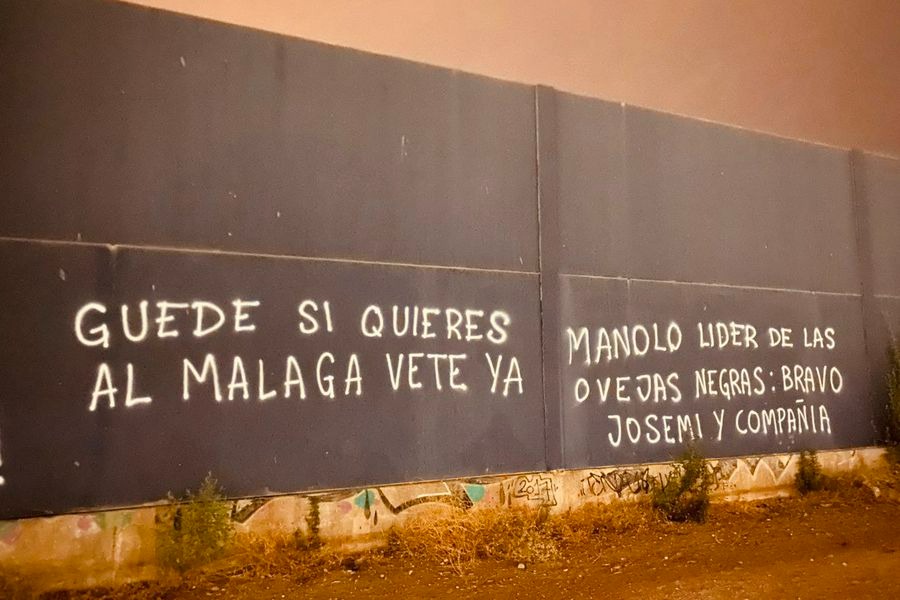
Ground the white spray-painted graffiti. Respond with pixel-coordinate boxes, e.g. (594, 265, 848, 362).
(73, 299, 525, 413)
(564, 319, 847, 451)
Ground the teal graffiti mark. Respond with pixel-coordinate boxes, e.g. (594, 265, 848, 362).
(353, 490, 377, 510)
(464, 484, 485, 503)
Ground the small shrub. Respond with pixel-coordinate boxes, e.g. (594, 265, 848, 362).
(794, 449, 826, 494)
(651, 444, 712, 523)
(156, 473, 234, 573)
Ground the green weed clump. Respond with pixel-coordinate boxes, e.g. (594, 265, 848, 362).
(156, 473, 234, 573)
(651, 445, 712, 523)
(886, 342, 900, 463)
(794, 449, 826, 494)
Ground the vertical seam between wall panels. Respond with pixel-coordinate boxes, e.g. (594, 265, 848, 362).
(848, 149, 880, 440)
(620, 101, 629, 284)
(534, 86, 551, 471)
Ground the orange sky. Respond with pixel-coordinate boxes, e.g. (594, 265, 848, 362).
(126, 0, 900, 156)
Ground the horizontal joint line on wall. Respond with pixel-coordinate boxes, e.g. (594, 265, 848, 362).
(0, 236, 539, 277)
(559, 272, 862, 298)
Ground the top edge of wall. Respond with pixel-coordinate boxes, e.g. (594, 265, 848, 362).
(118, 0, 900, 161)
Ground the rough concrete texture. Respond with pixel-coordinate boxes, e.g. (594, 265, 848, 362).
(0, 508, 156, 590)
(0, 447, 884, 591)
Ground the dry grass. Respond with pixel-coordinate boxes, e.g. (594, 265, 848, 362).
(29, 471, 897, 598)
(228, 530, 384, 584)
(837, 459, 900, 504)
(388, 500, 659, 574)
(389, 506, 557, 573)
(37, 581, 179, 600)
(548, 499, 660, 545)
(0, 571, 33, 600)
(232, 531, 332, 581)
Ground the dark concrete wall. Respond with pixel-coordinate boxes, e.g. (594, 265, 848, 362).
(0, 0, 896, 518)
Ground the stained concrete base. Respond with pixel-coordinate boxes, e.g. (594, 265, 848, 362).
(0, 447, 885, 592)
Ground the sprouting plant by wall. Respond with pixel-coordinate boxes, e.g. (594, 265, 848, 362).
(886, 341, 900, 455)
(651, 444, 712, 523)
(302, 496, 323, 549)
(794, 449, 825, 494)
(156, 473, 234, 573)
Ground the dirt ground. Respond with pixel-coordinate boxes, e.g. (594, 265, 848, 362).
(55, 490, 900, 600)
